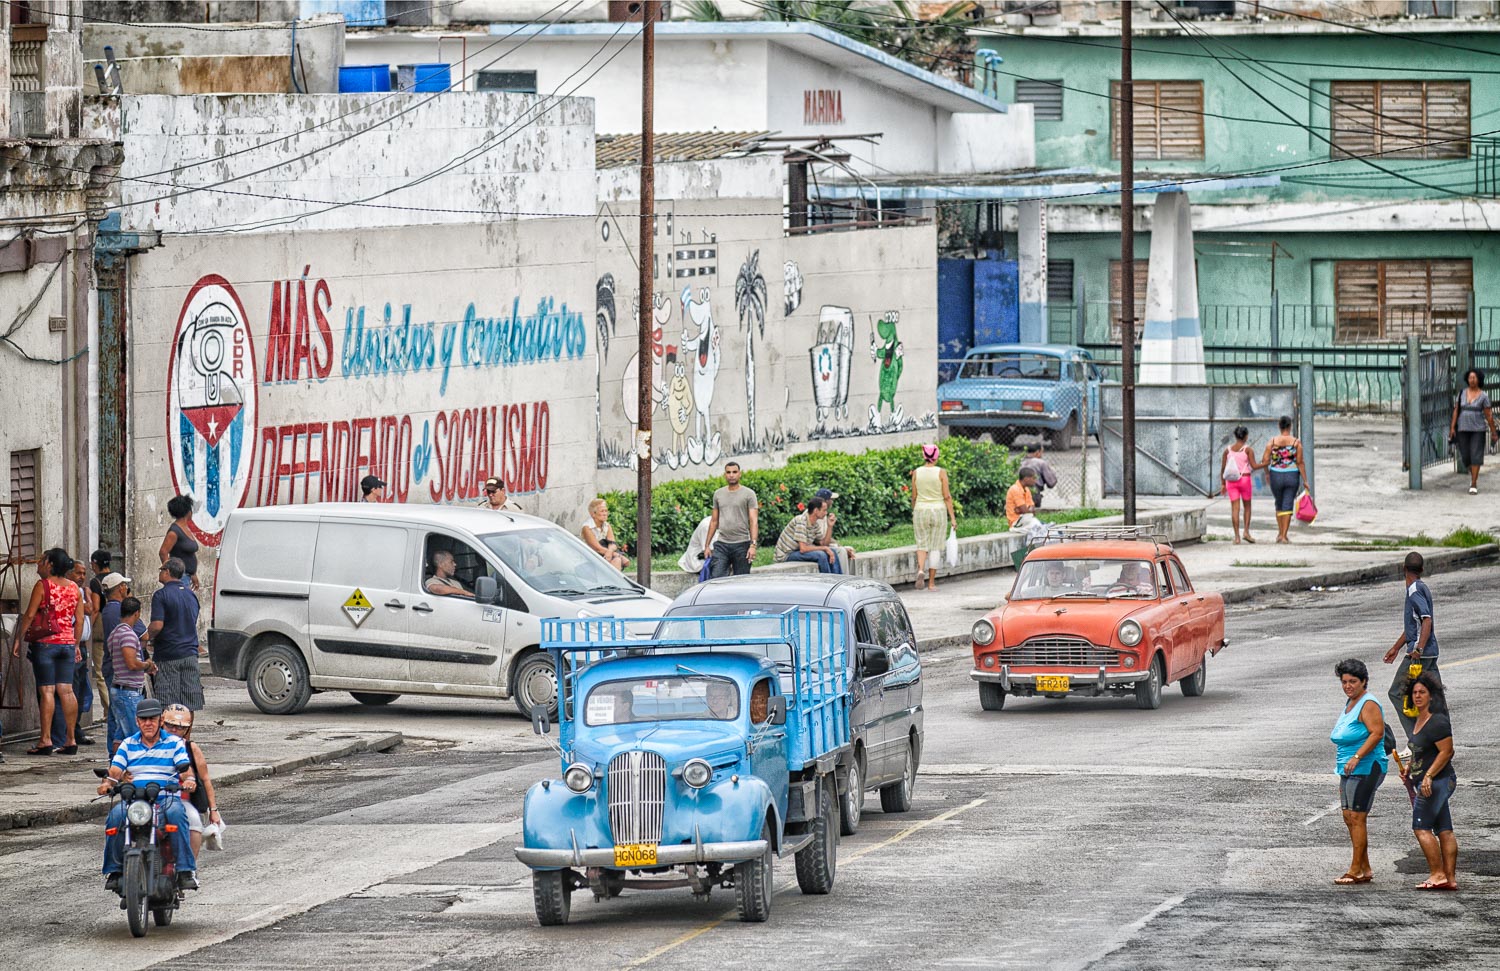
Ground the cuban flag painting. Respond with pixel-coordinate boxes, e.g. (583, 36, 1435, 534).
(166, 275, 258, 546)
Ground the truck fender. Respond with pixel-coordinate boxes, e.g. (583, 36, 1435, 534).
(521, 780, 609, 867)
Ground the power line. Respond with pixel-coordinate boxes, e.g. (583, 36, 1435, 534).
(1246, 2, 1500, 60)
(29, 1, 462, 32)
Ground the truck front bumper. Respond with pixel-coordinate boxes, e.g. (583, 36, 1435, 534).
(515, 838, 768, 869)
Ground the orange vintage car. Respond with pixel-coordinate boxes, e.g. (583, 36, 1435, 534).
(970, 531, 1228, 711)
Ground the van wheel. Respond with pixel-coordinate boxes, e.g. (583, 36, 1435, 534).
(1180, 656, 1207, 697)
(879, 740, 916, 814)
(839, 750, 865, 836)
(512, 652, 559, 720)
(350, 692, 400, 706)
(246, 642, 312, 715)
(1135, 655, 1164, 710)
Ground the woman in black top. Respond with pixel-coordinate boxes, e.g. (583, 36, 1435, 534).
(159, 495, 200, 591)
(1405, 672, 1458, 891)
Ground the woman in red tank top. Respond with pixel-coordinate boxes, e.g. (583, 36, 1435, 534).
(8, 548, 85, 754)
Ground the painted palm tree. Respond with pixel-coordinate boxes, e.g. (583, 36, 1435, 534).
(734, 249, 768, 445)
(594, 273, 616, 464)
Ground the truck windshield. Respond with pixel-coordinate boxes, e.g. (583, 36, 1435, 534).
(482, 528, 640, 599)
(585, 676, 741, 726)
(959, 353, 1062, 380)
(1012, 558, 1159, 600)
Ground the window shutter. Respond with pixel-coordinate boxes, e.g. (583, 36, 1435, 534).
(1423, 81, 1469, 158)
(1329, 80, 1467, 159)
(1112, 81, 1203, 160)
(1047, 259, 1075, 304)
(7, 449, 39, 561)
(1109, 260, 1150, 340)
(1334, 259, 1470, 341)
(1330, 81, 1379, 159)
(1015, 79, 1064, 121)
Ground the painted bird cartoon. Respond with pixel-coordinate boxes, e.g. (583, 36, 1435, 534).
(869, 311, 905, 431)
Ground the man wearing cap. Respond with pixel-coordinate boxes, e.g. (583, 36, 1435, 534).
(812, 488, 857, 575)
(98, 697, 198, 892)
(478, 476, 523, 513)
(360, 475, 386, 502)
(98, 573, 143, 752)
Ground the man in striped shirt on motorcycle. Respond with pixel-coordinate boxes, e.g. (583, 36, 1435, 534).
(97, 697, 199, 891)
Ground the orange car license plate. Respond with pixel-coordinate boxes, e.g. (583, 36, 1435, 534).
(614, 843, 657, 867)
(1035, 675, 1071, 693)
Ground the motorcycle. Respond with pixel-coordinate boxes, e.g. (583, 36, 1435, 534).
(94, 768, 190, 937)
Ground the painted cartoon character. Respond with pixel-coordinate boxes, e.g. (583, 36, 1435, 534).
(783, 260, 804, 317)
(664, 349, 694, 468)
(810, 305, 855, 425)
(869, 311, 905, 431)
(680, 286, 723, 466)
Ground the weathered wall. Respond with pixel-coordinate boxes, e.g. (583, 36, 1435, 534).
(81, 91, 595, 235)
(123, 218, 599, 586)
(593, 159, 939, 488)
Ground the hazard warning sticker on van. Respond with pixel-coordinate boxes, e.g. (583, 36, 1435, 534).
(343, 589, 374, 627)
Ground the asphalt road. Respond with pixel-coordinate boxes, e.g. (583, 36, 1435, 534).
(3, 569, 1497, 970)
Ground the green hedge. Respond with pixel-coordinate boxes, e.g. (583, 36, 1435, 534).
(603, 439, 1020, 555)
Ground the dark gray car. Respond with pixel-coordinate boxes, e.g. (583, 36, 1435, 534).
(665, 575, 925, 835)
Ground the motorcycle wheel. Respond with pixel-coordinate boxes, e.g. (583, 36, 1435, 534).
(152, 906, 174, 927)
(124, 855, 150, 938)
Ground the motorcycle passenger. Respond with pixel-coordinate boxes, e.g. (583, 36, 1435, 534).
(162, 704, 220, 856)
(98, 697, 199, 892)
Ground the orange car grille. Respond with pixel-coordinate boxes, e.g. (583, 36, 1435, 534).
(1002, 637, 1121, 668)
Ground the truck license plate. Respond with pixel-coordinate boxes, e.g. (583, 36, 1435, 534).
(1035, 675, 1071, 692)
(614, 843, 657, 867)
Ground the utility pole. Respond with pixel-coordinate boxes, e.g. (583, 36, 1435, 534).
(1120, 0, 1137, 525)
(635, 3, 656, 585)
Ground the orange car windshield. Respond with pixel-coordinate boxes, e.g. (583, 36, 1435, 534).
(1013, 558, 1158, 601)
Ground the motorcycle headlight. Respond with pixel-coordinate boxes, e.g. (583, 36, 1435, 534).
(972, 619, 996, 647)
(126, 801, 154, 827)
(564, 763, 594, 793)
(682, 759, 713, 789)
(1118, 620, 1143, 647)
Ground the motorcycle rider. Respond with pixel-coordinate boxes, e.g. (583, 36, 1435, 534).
(97, 697, 199, 892)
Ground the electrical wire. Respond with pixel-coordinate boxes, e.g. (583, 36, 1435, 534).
(26, 1, 462, 32)
(1246, 2, 1500, 60)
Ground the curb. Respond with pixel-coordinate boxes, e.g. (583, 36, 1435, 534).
(909, 543, 1499, 654)
(0, 731, 404, 833)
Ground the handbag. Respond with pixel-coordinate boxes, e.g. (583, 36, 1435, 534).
(943, 528, 959, 568)
(25, 584, 68, 642)
(1223, 448, 1243, 482)
(1294, 489, 1318, 524)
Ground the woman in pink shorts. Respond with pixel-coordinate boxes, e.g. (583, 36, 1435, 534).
(1219, 426, 1261, 544)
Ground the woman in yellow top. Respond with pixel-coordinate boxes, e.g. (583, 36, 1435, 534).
(910, 444, 957, 591)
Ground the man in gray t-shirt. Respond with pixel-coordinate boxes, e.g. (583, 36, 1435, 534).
(705, 462, 759, 578)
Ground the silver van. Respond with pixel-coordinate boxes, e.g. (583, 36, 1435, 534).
(208, 504, 667, 717)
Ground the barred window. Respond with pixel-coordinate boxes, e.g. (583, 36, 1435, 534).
(1329, 80, 1469, 160)
(1111, 80, 1205, 160)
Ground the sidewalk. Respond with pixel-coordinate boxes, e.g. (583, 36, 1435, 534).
(900, 415, 1500, 649)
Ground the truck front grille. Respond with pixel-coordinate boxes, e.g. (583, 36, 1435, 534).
(1003, 637, 1120, 668)
(608, 750, 666, 845)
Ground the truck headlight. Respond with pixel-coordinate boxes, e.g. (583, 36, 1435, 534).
(972, 619, 996, 647)
(682, 759, 712, 789)
(564, 763, 594, 793)
(1118, 620, 1143, 647)
(126, 801, 153, 827)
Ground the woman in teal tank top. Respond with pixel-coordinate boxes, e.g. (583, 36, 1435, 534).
(1330, 658, 1388, 885)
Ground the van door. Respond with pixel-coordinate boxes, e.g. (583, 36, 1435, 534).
(878, 599, 922, 768)
(307, 521, 412, 687)
(403, 532, 507, 694)
(851, 604, 891, 783)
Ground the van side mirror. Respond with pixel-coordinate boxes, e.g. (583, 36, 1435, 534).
(530, 704, 551, 736)
(767, 695, 787, 725)
(857, 644, 890, 677)
(474, 576, 499, 605)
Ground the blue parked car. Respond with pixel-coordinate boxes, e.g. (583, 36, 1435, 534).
(936, 343, 1102, 449)
(514, 609, 850, 925)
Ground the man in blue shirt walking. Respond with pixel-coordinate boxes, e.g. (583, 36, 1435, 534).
(146, 558, 203, 710)
(97, 697, 199, 891)
(1384, 552, 1440, 741)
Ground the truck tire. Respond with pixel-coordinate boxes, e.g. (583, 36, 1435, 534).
(795, 777, 838, 895)
(879, 740, 916, 814)
(1180, 656, 1207, 697)
(838, 750, 864, 836)
(125, 854, 150, 938)
(532, 870, 571, 926)
(246, 641, 312, 715)
(1135, 655, 1164, 710)
(978, 682, 1007, 711)
(734, 823, 774, 922)
(350, 692, 400, 706)
(512, 651, 559, 720)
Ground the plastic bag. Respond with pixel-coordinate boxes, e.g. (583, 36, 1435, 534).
(202, 814, 228, 851)
(944, 528, 959, 568)
(1295, 490, 1318, 524)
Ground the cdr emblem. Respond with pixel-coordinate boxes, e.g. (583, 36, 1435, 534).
(166, 274, 258, 547)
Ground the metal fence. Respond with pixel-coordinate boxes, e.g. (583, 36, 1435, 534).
(1405, 346, 1456, 472)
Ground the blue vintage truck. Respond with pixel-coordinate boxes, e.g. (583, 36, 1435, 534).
(513, 608, 850, 925)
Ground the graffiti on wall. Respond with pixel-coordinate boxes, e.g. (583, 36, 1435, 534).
(783, 260, 803, 317)
(680, 286, 723, 466)
(169, 266, 576, 544)
(734, 250, 768, 447)
(166, 274, 259, 545)
(870, 311, 906, 431)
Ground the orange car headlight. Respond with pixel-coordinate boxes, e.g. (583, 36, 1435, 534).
(1118, 620, 1143, 647)
(972, 619, 996, 647)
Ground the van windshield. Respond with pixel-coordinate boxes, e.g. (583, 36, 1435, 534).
(585, 676, 740, 726)
(482, 528, 640, 599)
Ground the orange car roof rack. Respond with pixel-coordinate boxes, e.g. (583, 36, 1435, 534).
(1030, 525, 1172, 554)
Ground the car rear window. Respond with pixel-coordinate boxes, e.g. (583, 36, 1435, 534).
(959, 353, 1062, 380)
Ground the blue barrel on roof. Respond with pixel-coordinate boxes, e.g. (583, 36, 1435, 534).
(338, 64, 392, 92)
(398, 63, 452, 92)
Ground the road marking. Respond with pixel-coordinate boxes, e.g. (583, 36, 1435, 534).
(1060, 893, 1187, 971)
(619, 797, 987, 970)
(1442, 650, 1500, 669)
(1303, 800, 1342, 826)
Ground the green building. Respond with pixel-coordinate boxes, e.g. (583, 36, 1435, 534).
(972, 16, 1500, 358)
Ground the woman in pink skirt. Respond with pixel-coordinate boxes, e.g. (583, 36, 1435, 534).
(1219, 426, 1263, 544)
